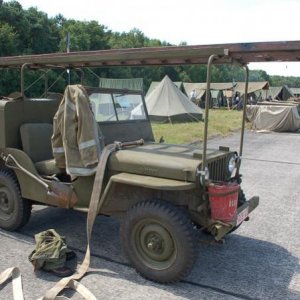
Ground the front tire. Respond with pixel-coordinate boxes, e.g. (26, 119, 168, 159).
(0, 169, 32, 231)
(121, 199, 198, 283)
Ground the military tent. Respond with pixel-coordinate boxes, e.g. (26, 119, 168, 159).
(183, 82, 205, 96)
(235, 81, 269, 98)
(132, 75, 202, 123)
(182, 82, 207, 107)
(261, 85, 294, 101)
(146, 80, 183, 97)
(211, 90, 225, 107)
(99, 77, 143, 91)
(290, 88, 300, 97)
(183, 82, 236, 107)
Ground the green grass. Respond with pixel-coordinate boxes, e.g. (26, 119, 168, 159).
(151, 110, 244, 144)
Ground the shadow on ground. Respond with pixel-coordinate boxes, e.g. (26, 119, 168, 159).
(11, 207, 299, 300)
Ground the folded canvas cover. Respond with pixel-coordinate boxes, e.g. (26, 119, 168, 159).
(246, 104, 300, 132)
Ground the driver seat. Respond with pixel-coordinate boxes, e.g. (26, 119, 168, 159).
(20, 123, 63, 176)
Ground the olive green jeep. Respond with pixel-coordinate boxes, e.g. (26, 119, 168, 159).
(0, 45, 260, 283)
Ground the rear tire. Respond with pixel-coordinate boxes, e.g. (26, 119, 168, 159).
(121, 199, 198, 283)
(0, 168, 32, 231)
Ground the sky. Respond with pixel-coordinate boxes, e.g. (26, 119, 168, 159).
(9, 0, 300, 77)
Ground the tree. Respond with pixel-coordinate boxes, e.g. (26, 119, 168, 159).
(0, 1, 30, 53)
(0, 23, 18, 55)
(1, 1, 300, 96)
(23, 7, 60, 54)
(58, 19, 109, 52)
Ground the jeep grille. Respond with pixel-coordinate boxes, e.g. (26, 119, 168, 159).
(207, 156, 228, 182)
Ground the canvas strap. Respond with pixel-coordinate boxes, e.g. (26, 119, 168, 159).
(0, 267, 24, 300)
(40, 143, 118, 300)
(41, 139, 143, 299)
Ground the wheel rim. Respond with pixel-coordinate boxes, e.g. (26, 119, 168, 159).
(0, 186, 14, 220)
(133, 218, 177, 270)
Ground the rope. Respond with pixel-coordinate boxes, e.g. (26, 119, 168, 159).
(24, 70, 51, 92)
(86, 68, 101, 81)
(46, 70, 67, 93)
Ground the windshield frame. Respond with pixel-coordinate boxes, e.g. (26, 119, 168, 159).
(84, 86, 150, 124)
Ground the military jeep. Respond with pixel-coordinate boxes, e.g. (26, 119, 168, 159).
(0, 45, 260, 283)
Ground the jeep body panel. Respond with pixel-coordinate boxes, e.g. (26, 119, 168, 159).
(1, 148, 49, 202)
(108, 143, 233, 182)
(0, 98, 60, 149)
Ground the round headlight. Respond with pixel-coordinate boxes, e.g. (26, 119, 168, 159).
(204, 166, 210, 180)
(228, 154, 237, 174)
(197, 166, 210, 185)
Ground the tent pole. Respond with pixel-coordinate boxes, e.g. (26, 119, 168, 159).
(201, 54, 217, 183)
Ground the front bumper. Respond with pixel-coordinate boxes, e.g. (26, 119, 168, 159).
(208, 196, 259, 241)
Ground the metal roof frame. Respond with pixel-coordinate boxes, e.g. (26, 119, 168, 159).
(1, 40, 300, 69)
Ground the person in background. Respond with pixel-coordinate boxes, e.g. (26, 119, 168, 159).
(190, 89, 196, 103)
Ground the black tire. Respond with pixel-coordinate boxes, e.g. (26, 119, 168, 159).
(0, 168, 32, 231)
(121, 199, 198, 283)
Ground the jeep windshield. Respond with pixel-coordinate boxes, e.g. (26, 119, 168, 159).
(86, 88, 147, 122)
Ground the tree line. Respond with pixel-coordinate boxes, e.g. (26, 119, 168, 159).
(1, 1, 300, 96)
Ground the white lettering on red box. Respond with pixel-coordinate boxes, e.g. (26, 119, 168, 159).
(236, 207, 249, 226)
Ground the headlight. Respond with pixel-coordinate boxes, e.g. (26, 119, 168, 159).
(197, 166, 210, 185)
(204, 166, 210, 180)
(227, 154, 237, 175)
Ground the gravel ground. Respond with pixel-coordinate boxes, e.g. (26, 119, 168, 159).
(0, 130, 299, 300)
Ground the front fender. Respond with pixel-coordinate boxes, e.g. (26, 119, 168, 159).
(96, 172, 196, 215)
(0, 148, 48, 203)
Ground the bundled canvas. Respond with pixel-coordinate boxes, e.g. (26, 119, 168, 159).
(132, 75, 202, 123)
(246, 104, 300, 132)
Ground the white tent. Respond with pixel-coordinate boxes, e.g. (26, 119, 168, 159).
(132, 75, 202, 123)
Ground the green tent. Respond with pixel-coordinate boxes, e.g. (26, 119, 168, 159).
(99, 77, 143, 91)
(260, 85, 294, 101)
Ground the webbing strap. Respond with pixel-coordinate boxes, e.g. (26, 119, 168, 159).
(0, 267, 97, 300)
(0, 267, 24, 300)
(40, 143, 117, 300)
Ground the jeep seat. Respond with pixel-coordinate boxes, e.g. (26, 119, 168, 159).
(20, 123, 63, 176)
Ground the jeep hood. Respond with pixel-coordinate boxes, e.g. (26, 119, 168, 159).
(108, 143, 228, 182)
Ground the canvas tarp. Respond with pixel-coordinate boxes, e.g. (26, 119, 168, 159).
(132, 75, 202, 123)
(183, 82, 268, 96)
(183, 82, 235, 97)
(99, 77, 143, 91)
(246, 104, 300, 132)
(182, 83, 207, 101)
(260, 86, 294, 101)
(290, 88, 300, 97)
(235, 81, 269, 96)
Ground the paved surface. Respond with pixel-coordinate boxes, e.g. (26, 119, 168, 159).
(0, 130, 300, 300)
